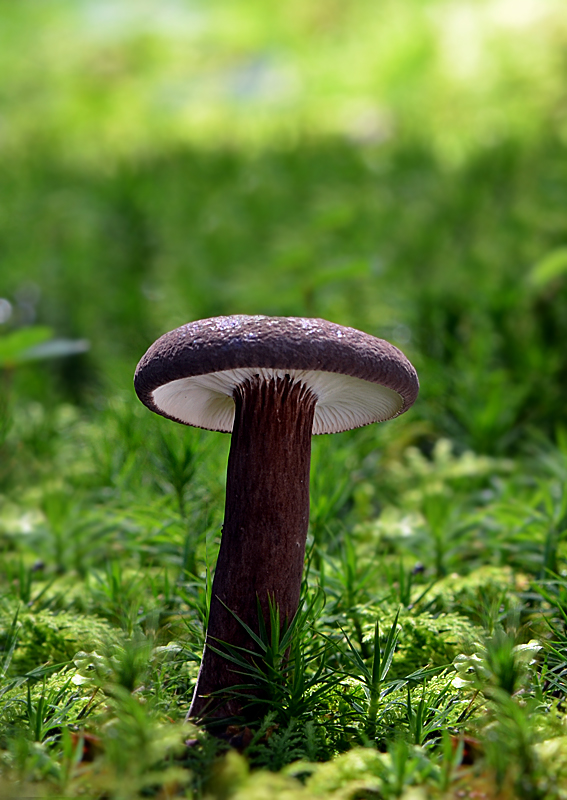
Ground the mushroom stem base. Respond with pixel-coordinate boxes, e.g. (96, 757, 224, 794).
(188, 376, 316, 721)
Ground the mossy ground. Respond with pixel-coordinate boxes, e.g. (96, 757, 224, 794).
(3, 1, 567, 797)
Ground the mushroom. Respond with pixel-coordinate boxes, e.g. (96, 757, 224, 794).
(134, 315, 418, 720)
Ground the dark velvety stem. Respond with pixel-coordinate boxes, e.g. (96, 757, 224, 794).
(188, 375, 316, 720)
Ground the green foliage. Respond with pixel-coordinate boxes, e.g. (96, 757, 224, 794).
(5, 401, 567, 797)
(3, 1, 567, 796)
(208, 593, 339, 733)
(0, 603, 117, 677)
(340, 612, 401, 740)
(0, 327, 53, 369)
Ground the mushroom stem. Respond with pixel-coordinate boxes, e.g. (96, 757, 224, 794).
(189, 375, 316, 720)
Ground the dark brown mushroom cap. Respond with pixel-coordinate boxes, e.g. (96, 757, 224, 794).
(134, 315, 419, 434)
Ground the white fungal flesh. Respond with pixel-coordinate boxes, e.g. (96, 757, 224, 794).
(152, 367, 403, 434)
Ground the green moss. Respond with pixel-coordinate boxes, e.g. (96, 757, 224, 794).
(305, 747, 386, 797)
(209, 748, 388, 800)
(353, 606, 476, 680)
(0, 602, 117, 676)
(210, 747, 427, 799)
(425, 566, 525, 618)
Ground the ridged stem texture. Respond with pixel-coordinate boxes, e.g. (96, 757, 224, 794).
(189, 375, 316, 720)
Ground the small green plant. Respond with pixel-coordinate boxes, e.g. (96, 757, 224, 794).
(339, 612, 401, 741)
(207, 591, 338, 730)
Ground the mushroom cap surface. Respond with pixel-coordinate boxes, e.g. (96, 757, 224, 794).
(134, 315, 419, 434)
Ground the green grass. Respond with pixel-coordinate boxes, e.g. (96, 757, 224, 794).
(3, 0, 567, 797)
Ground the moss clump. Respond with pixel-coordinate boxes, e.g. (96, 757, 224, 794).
(0, 602, 117, 676)
(425, 565, 526, 619)
(354, 605, 476, 679)
(210, 746, 429, 799)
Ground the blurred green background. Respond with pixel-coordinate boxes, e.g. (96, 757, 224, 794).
(2, 0, 567, 453)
